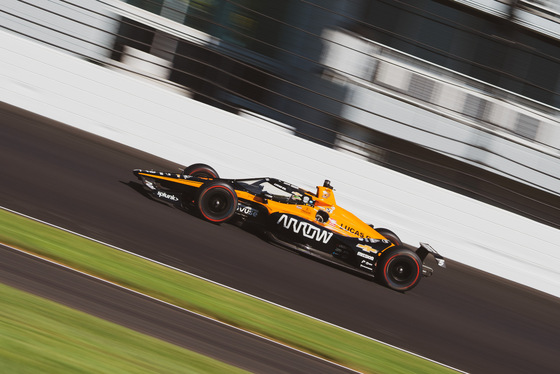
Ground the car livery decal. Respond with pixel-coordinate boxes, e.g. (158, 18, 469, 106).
(339, 223, 370, 238)
(357, 251, 375, 261)
(277, 214, 333, 244)
(356, 243, 378, 254)
(236, 203, 259, 217)
(155, 191, 180, 202)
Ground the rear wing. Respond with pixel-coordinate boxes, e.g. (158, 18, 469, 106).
(417, 242, 446, 267)
(417, 242, 446, 278)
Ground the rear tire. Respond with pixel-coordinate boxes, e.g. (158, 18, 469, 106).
(376, 246, 422, 292)
(182, 163, 219, 179)
(196, 181, 237, 223)
(375, 228, 402, 246)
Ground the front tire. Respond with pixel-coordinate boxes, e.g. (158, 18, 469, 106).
(196, 181, 237, 223)
(376, 246, 422, 292)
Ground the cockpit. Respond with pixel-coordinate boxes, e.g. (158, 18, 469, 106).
(234, 178, 316, 206)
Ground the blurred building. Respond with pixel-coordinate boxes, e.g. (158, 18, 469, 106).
(105, 0, 560, 219)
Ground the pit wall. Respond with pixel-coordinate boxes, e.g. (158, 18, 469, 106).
(1, 30, 558, 297)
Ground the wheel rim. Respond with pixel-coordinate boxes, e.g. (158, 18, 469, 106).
(205, 191, 229, 215)
(387, 257, 417, 284)
(207, 193, 227, 214)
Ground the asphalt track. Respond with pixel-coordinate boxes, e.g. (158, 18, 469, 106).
(1, 102, 559, 373)
(0, 244, 355, 374)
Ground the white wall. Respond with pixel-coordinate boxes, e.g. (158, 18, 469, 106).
(1, 0, 117, 61)
(1, 30, 559, 297)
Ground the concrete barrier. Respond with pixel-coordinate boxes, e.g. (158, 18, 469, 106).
(1, 30, 559, 297)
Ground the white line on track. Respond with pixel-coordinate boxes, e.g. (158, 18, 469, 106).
(1, 206, 468, 373)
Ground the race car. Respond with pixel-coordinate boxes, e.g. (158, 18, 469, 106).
(132, 163, 445, 292)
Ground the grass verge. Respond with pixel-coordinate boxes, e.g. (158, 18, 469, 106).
(0, 283, 250, 374)
(0, 208, 458, 374)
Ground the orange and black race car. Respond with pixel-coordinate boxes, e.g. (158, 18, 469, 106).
(133, 163, 445, 292)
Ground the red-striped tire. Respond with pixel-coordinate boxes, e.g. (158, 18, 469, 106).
(182, 163, 219, 179)
(376, 246, 422, 292)
(196, 181, 237, 223)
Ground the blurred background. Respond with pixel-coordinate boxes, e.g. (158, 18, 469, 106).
(2, 0, 559, 228)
